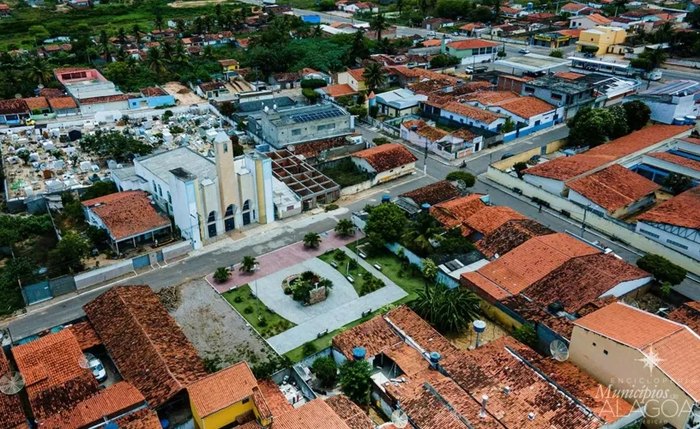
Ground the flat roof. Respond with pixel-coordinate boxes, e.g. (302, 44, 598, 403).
(495, 53, 570, 73)
(137, 146, 216, 183)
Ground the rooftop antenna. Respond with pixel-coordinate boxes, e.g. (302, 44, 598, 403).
(391, 409, 408, 428)
(0, 372, 25, 395)
(549, 340, 569, 362)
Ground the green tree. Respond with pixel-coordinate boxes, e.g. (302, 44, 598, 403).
(412, 283, 481, 333)
(549, 49, 564, 58)
(335, 219, 355, 237)
(364, 203, 408, 250)
(303, 232, 322, 248)
(25, 57, 52, 86)
(430, 54, 460, 69)
(422, 258, 438, 282)
(501, 117, 515, 133)
(29, 25, 50, 43)
(369, 12, 389, 41)
(154, 12, 164, 32)
(402, 211, 443, 256)
(0, 257, 39, 315)
(631, 48, 667, 72)
(637, 254, 687, 285)
(80, 130, 155, 162)
(339, 359, 373, 406)
(132, 24, 142, 46)
(99, 30, 111, 61)
(513, 161, 528, 178)
(512, 323, 537, 348)
(312, 356, 338, 388)
(622, 100, 650, 131)
(213, 267, 231, 283)
(445, 171, 476, 187)
(146, 47, 167, 75)
(302, 87, 320, 103)
(663, 173, 693, 195)
(240, 256, 258, 273)
(346, 31, 369, 66)
(608, 105, 630, 139)
(81, 181, 117, 200)
(362, 62, 385, 93)
(48, 231, 90, 275)
(567, 107, 614, 147)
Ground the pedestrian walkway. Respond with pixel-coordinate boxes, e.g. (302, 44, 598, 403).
(266, 246, 408, 354)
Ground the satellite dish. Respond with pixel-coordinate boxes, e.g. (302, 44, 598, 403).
(550, 340, 569, 362)
(391, 410, 408, 428)
(0, 372, 25, 395)
(78, 353, 95, 369)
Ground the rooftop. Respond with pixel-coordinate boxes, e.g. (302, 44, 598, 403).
(12, 329, 99, 420)
(566, 164, 661, 212)
(466, 90, 520, 106)
(137, 146, 216, 184)
(399, 180, 461, 206)
(82, 191, 171, 241)
(23, 96, 50, 111)
(266, 103, 350, 127)
(0, 350, 27, 429)
(442, 102, 503, 124)
(430, 194, 487, 233)
(494, 96, 555, 119)
(639, 79, 700, 97)
(649, 151, 700, 172)
(525, 125, 692, 181)
(321, 84, 357, 98)
(375, 88, 427, 109)
(495, 53, 570, 73)
(268, 149, 340, 201)
(47, 96, 78, 110)
(352, 143, 417, 172)
(574, 302, 700, 401)
(463, 205, 527, 235)
(271, 399, 352, 429)
(324, 395, 374, 429)
(402, 119, 449, 142)
(476, 218, 554, 258)
(447, 39, 499, 50)
(668, 301, 700, 336)
(188, 361, 260, 418)
(83, 286, 207, 407)
(637, 185, 700, 229)
(0, 99, 30, 115)
(66, 321, 102, 351)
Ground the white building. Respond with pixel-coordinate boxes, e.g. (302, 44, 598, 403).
(351, 143, 417, 186)
(374, 88, 427, 118)
(635, 185, 700, 261)
(438, 101, 506, 132)
(625, 80, 700, 124)
(113, 132, 275, 249)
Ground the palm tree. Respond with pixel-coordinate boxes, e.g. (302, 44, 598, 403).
(362, 62, 385, 93)
(132, 24, 142, 47)
(117, 27, 127, 46)
(174, 18, 186, 35)
(401, 212, 443, 257)
(99, 30, 111, 61)
(335, 219, 355, 237)
(26, 57, 52, 86)
(174, 39, 189, 64)
(146, 46, 167, 74)
(213, 267, 231, 283)
(412, 283, 481, 333)
(154, 13, 164, 32)
(240, 255, 258, 273)
(303, 232, 322, 249)
(161, 40, 174, 62)
(370, 12, 389, 41)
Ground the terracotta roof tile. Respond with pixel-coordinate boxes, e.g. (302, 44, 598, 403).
(466, 90, 520, 105)
(566, 164, 660, 212)
(667, 301, 700, 335)
(82, 191, 171, 241)
(523, 253, 650, 313)
(78, 94, 130, 105)
(12, 330, 100, 420)
(47, 96, 77, 110)
(447, 39, 499, 50)
(575, 302, 700, 401)
(114, 409, 162, 429)
(39, 381, 146, 429)
(430, 194, 487, 233)
(461, 233, 599, 301)
(442, 101, 503, 124)
(23, 97, 49, 111)
(586, 13, 612, 24)
(352, 143, 417, 173)
(0, 99, 30, 115)
(649, 151, 700, 172)
(291, 137, 348, 159)
(383, 342, 429, 377)
(347, 68, 366, 82)
(402, 119, 449, 142)
(525, 125, 692, 181)
(476, 219, 554, 258)
(494, 96, 555, 119)
(188, 361, 259, 418)
(140, 87, 167, 97)
(322, 84, 357, 98)
(400, 180, 461, 206)
(271, 399, 351, 429)
(198, 81, 227, 91)
(561, 2, 588, 11)
(83, 285, 207, 408)
(66, 321, 101, 351)
(332, 315, 402, 359)
(463, 205, 527, 235)
(39, 88, 65, 98)
(0, 350, 27, 429)
(637, 185, 700, 229)
(385, 306, 457, 357)
(324, 395, 373, 429)
(257, 379, 293, 417)
(218, 59, 239, 67)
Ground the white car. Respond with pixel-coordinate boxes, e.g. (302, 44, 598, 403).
(85, 354, 107, 382)
(518, 48, 530, 54)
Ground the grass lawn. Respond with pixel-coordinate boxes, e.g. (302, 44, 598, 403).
(318, 158, 370, 187)
(317, 250, 385, 297)
(348, 240, 425, 301)
(222, 284, 295, 339)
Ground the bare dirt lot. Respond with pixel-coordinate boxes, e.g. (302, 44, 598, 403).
(169, 279, 277, 371)
(162, 82, 204, 105)
(168, 0, 232, 8)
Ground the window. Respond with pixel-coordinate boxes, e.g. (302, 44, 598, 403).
(639, 229, 659, 239)
(167, 192, 172, 204)
(535, 120, 541, 126)
(666, 239, 688, 250)
(603, 350, 608, 355)
(318, 123, 336, 132)
(551, 93, 562, 101)
(292, 129, 302, 136)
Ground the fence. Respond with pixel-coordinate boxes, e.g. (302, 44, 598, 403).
(384, 242, 459, 289)
(21, 241, 192, 305)
(486, 166, 700, 276)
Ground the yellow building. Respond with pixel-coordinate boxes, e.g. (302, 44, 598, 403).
(188, 361, 273, 429)
(576, 26, 626, 55)
(570, 302, 700, 429)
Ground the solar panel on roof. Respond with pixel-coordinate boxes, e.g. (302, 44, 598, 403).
(290, 108, 345, 123)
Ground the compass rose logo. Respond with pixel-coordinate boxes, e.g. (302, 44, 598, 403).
(636, 346, 664, 375)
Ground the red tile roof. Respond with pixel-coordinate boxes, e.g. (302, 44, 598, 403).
(442, 101, 503, 124)
(23, 97, 49, 111)
(0, 99, 30, 115)
(321, 84, 357, 98)
(347, 67, 366, 82)
(447, 39, 499, 50)
(402, 119, 449, 142)
(0, 350, 27, 429)
(525, 125, 693, 181)
(561, 2, 588, 11)
(586, 13, 612, 24)
(567, 164, 660, 212)
(430, 194, 487, 233)
(82, 191, 171, 241)
(574, 302, 700, 401)
(198, 81, 227, 91)
(83, 285, 207, 408)
(523, 253, 650, 313)
(400, 180, 461, 206)
(188, 361, 260, 418)
(39, 382, 146, 429)
(257, 379, 293, 418)
(140, 87, 168, 97)
(352, 143, 417, 173)
(467, 90, 520, 106)
(476, 219, 554, 258)
(271, 399, 351, 429)
(66, 321, 101, 351)
(47, 96, 77, 110)
(494, 96, 555, 119)
(332, 314, 402, 359)
(553, 72, 585, 81)
(649, 151, 700, 172)
(461, 233, 599, 301)
(78, 94, 130, 105)
(114, 409, 162, 429)
(668, 301, 700, 336)
(637, 185, 700, 229)
(463, 205, 527, 235)
(324, 395, 374, 429)
(12, 330, 100, 420)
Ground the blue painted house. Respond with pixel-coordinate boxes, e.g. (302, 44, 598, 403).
(128, 87, 175, 109)
(0, 99, 30, 125)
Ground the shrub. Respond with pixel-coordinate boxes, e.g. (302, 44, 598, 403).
(284, 286, 292, 295)
(213, 267, 231, 283)
(325, 203, 339, 212)
(312, 356, 338, 388)
(243, 306, 254, 314)
(446, 171, 476, 187)
(513, 162, 528, 178)
(637, 254, 687, 285)
(333, 250, 347, 261)
(512, 323, 538, 348)
(348, 259, 358, 270)
(233, 295, 244, 303)
(302, 342, 318, 356)
(258, 318, 268, 327)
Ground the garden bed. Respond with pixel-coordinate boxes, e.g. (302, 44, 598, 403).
(318, 250, 385, 297)
(223, 285, 295, 339)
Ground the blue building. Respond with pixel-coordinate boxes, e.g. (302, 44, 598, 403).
(128, 87, 175, 109)
(0, 99, 30, 125)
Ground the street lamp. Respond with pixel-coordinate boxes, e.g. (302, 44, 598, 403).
(580, 204, 591, 238)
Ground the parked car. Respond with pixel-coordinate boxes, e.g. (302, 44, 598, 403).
(518, 48, 530, 54)
(85, 353, 107, 382)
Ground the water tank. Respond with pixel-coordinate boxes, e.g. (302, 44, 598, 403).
(352, 346, 366, 361)
(429, 351, 442, 365)
(672, 117, 685, 125)
(421, 203, 431, 211)
(684, 115, 697, 125)
(473, 320, 486, 333)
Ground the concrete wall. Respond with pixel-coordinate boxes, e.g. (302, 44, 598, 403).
(636, 222, 700, 262)
(486, 166, 700, 275)
(74, 260, 134, 290)
(162, 240, 192, 260)
(340, 180, 373, 196)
